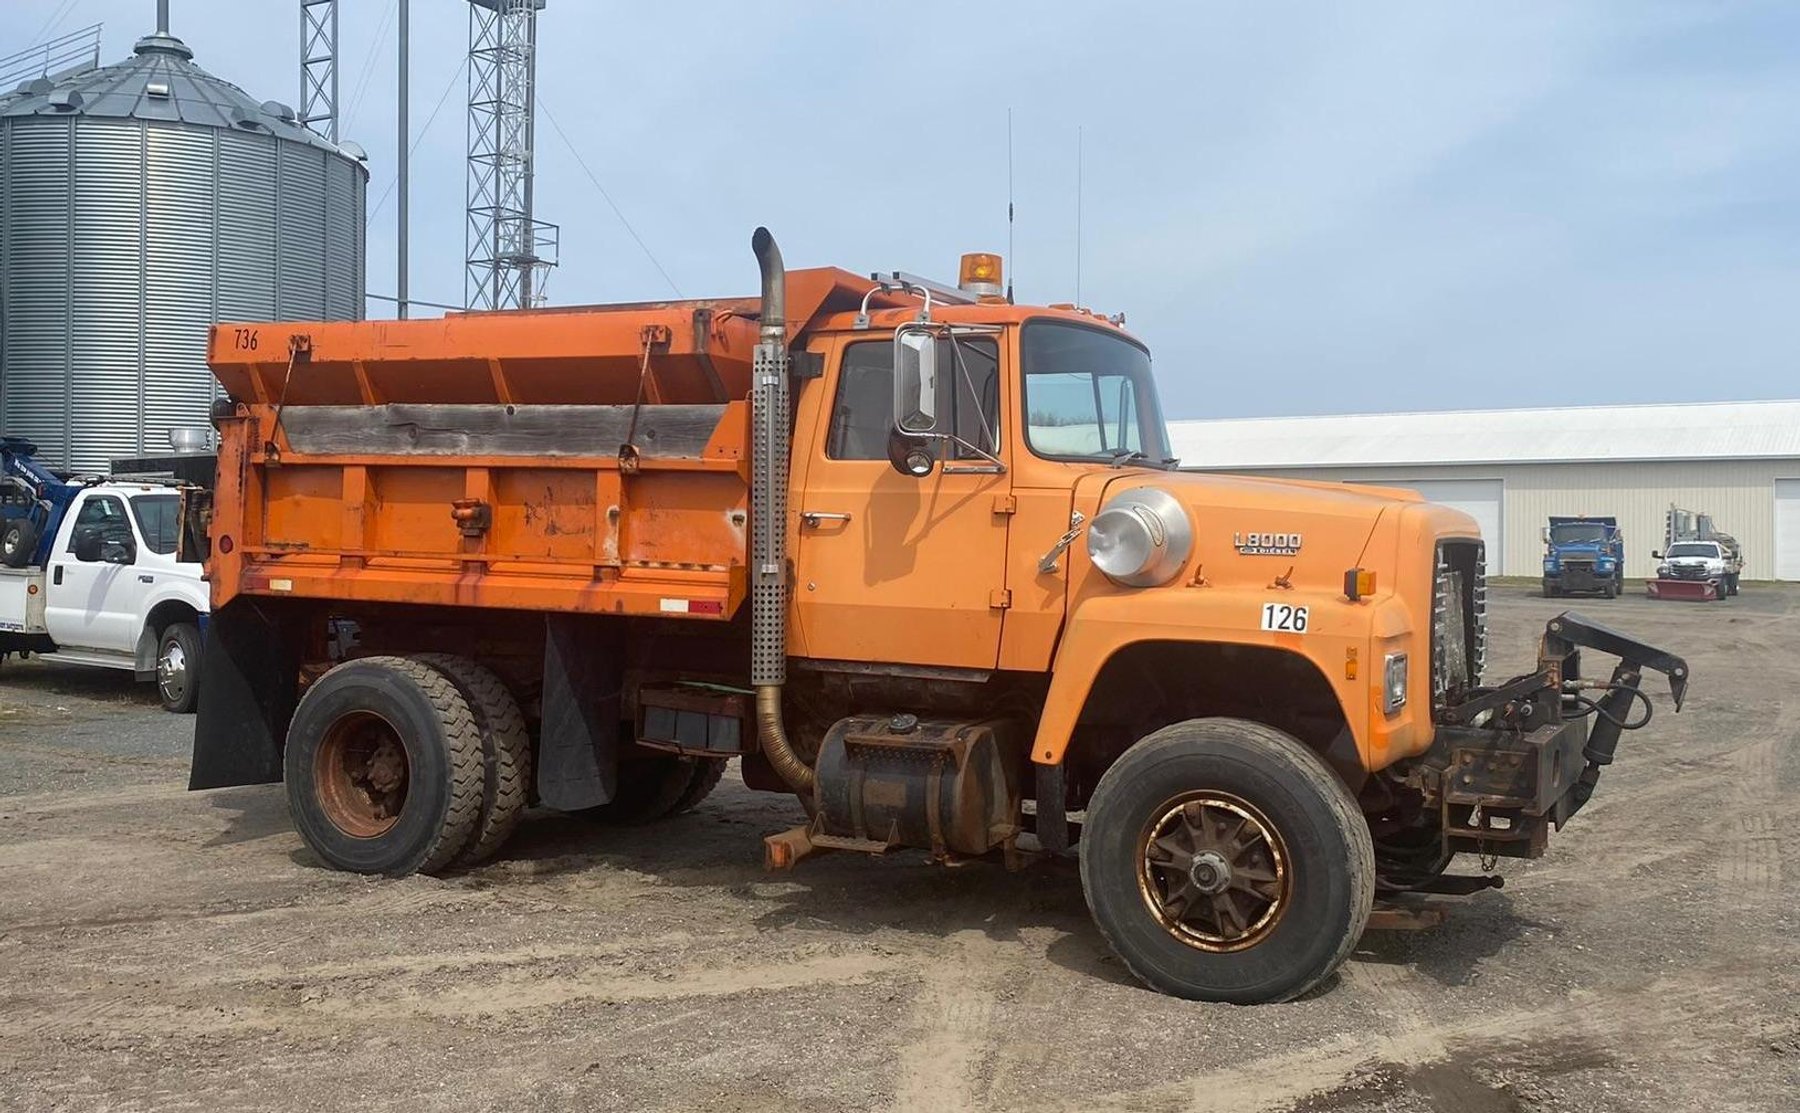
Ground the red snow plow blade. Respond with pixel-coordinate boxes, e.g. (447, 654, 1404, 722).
(1648, 578, 1719, 601)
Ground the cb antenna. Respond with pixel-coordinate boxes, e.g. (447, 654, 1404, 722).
(1006, 107, 1015, 304)
(1075, 124, 1083, 306)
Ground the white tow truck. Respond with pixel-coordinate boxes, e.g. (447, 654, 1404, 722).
(0, 439, 208, 712)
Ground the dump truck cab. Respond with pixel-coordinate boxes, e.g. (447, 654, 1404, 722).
(784, 293, 1475, 783)
(187, 231, 1690, 1004)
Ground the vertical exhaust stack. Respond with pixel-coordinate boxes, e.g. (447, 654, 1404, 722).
(749, 228, 814, 793)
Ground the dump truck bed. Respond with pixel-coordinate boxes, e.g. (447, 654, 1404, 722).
(205, 305, 770, 620)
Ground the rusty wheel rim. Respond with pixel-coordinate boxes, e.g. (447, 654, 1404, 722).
(313, 711, 409, 838)
(1137, 792, 1290, 952)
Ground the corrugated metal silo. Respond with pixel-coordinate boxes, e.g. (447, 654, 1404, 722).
(0, 23, 368, 472)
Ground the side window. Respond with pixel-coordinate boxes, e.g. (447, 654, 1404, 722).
(67, 495, 133, 552)
(827, 343, 896, 460)
(826, 338, 1000, 461)
(131, 495, 180, 555)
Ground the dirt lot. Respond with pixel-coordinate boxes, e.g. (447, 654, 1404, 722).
(1, 585, 1796, 1112)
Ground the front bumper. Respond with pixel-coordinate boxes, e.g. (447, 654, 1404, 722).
(1547, 563, 1614, 593)
(1408, 611, 1688, 860)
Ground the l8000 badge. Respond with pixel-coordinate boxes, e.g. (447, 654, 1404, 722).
(1234, 531, 1302, 556)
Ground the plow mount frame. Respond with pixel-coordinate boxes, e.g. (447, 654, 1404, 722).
(1404, 611, 1689, 861)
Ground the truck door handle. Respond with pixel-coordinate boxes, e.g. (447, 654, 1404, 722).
(53, 565, 63, 586)
(800, 511, 852, 527)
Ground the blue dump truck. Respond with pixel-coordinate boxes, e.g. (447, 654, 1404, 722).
(1542, 515, 1625, 598)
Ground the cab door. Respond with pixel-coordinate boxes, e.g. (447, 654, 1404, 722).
(44, 492, 143, 652)
(791, 332, 1011, 670)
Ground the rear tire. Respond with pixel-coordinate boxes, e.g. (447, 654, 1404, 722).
(284, 656, 483, 877)
(414, 654, 532, 867)
(575, 754, 728, 825)
(1079, 718, 1374, 1004)
(671, 756, 728, 815)
(156, 621, 202, 714)
(1, 518, 38, 567)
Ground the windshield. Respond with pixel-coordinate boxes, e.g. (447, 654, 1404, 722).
(1021, 320, 1174, 465)
(1665, 542, 1719, 558)
(1550, 523, 1608, 544)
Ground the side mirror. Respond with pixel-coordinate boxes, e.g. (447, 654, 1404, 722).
(887, 427, 937, 478)
(893, 328, 940, 435)
(1650, 550, 1662, 559)
(73, 527, 104, 562)
(1540, 526, 1551, 543)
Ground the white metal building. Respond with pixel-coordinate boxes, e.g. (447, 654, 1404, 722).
(1167, 400, 1800, 581)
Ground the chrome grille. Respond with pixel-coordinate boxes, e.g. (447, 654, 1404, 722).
(1433, 540, 1487, 700)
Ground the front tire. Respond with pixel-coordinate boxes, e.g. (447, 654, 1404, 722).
(284, 656, 484, 877)
(1079, 718, 1374, 1004)
(156, 622, 202, 713)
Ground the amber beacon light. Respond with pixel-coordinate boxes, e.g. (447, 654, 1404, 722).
(958, 252, 1004, 297)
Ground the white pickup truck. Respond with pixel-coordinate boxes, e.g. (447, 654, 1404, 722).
(0, 482, 209, 712)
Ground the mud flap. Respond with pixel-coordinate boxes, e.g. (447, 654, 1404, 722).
(537, 614, 622, 811)
(188, 598, 302, 790)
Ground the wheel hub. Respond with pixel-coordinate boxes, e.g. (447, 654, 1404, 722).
(314, 712, 410, 838)
(1137, 792, 1290, 952)
(157, 641, 187, 701)
(1188, 850, 1232, 895)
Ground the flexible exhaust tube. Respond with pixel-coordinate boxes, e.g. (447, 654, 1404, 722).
(749, 228, 814, 793)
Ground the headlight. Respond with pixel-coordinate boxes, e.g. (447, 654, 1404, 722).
(1657, 564, 1671, 576)
(1384, 653, 1408, 713)
(1086, 487, 1193, 587)
(1597, 558, 1614, 570)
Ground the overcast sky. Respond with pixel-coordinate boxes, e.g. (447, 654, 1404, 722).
(8, 1, 1798, 420)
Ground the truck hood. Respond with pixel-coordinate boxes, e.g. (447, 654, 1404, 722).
(1071, 468, 1476, 589)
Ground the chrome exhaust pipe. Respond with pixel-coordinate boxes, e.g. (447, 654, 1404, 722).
(749, 228, 813, 793)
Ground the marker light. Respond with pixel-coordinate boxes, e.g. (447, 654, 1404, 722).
(958, 253, 1004, 297)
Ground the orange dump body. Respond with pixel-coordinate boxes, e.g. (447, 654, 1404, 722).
(204, 268, 911, 620)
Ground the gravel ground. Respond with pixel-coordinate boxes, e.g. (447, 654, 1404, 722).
(1, 585, 1796, 1112)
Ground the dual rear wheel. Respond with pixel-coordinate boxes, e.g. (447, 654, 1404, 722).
(284, 654, 727, 876)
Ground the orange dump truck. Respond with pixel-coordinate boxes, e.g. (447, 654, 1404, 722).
(186, 230, 1689, 1002)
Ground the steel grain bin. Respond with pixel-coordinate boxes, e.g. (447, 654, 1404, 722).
(0, 27, 367, 471)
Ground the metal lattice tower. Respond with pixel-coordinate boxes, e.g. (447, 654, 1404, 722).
(465, 0, 557, 310)
(298, 0, 338, 143)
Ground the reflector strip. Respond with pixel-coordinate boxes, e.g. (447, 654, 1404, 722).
(660, 597, 724, 616)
